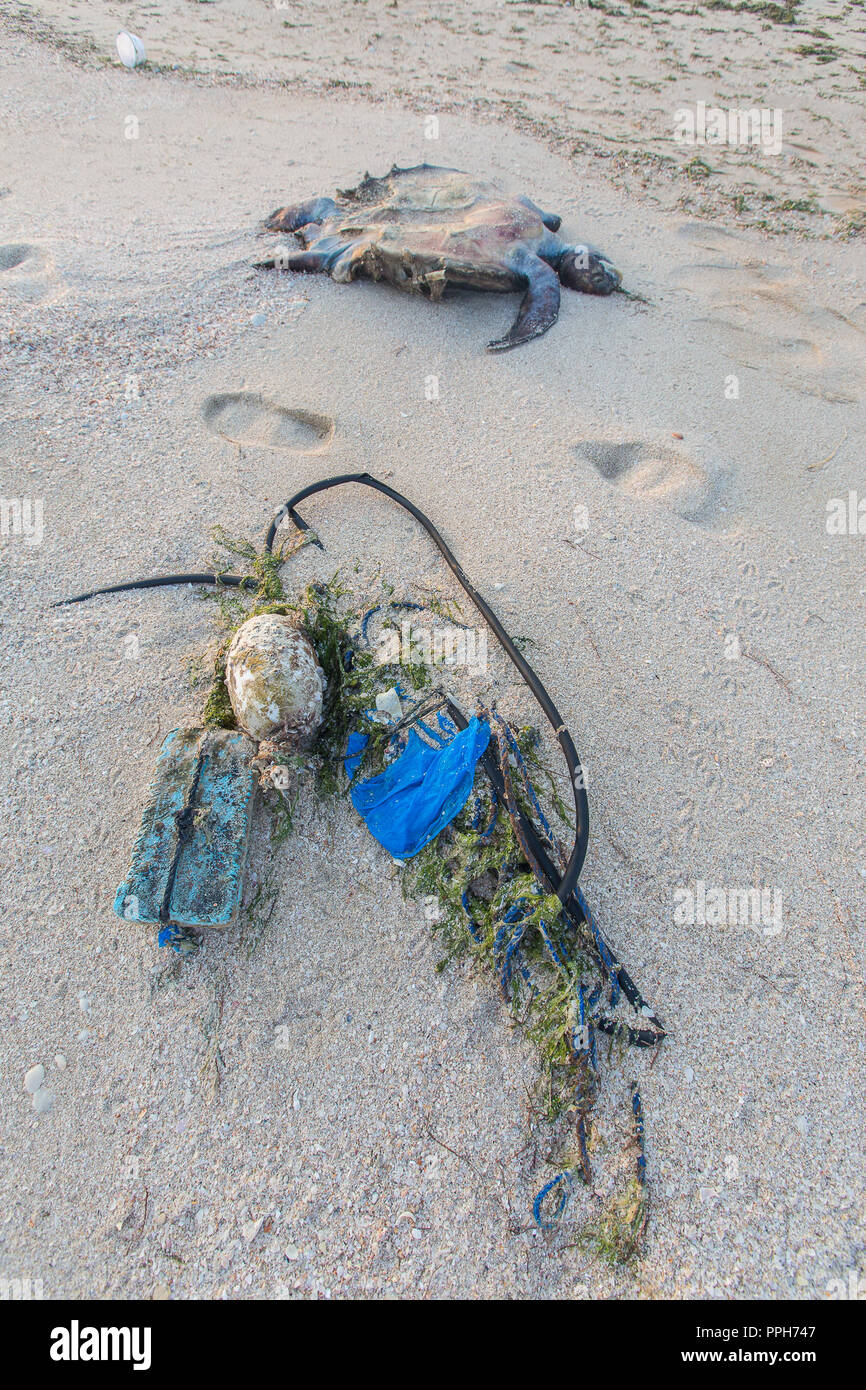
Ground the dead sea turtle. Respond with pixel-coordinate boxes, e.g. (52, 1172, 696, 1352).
(256, 164, 622, 351)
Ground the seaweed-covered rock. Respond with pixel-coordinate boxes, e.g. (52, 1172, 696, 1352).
(225, 614, 324, 746)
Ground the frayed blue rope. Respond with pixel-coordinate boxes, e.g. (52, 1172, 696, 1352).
(459, 893, 532, 995)
(492, 901, 536, 996)
(538, 918, 566, 970)
(493, 900, 528, 956)
(359, 600, 424, 644)
(533, 1172, 574, 1229)
(460, 890, 484, 943)
(573, 883, 620, 1006)
(500, 919, 529, 996)
(631, 1083, 647, 1186)
(414, 718, 446, 747)
(158, 923, 199, 956)
(359, 605, 381, 643)
(468, 789, 499, 838)
(495, 714, 562, 864)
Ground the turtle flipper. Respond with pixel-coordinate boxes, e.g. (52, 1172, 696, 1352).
(264, 197, 339, 233)
(255, 232, 353, 275)
(487, 255, 560, 352)
(516, 195, 562, 233)
(254, 248, 332, 273)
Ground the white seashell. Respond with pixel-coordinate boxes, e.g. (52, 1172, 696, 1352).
(116, 31, 147, 68)
(225, 614, 324, 747)
(24, 1064, 45, 1094)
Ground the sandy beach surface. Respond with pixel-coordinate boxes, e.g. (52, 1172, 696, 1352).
(1, 3, 864, 1300)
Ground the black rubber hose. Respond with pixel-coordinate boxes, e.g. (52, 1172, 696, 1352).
(52, 573, 257, 606)
(270, 472, 589, 902)
(53, 471, 590, 900)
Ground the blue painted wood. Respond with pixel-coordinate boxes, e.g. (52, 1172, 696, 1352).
(114, 727, 257, 929)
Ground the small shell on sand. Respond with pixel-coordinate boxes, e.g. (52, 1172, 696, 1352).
(24, 1064, 45, 1093)
(225, 614, 324, 746)
(32, 1089, 54, 1114)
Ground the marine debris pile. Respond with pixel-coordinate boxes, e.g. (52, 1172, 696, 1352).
(57, 476, 664, 1261)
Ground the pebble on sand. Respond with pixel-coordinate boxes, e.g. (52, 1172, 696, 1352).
(24, 1064, 45, 1094)
(242, 1217, 264, 1244)
(32, 1088, 54, 1114)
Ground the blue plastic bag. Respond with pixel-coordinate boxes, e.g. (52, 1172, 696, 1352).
(350, 716, 490, 859)
(344, 730, 369, 780)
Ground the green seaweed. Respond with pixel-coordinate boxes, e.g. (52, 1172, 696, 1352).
(202, 654, 236, 730)
(581, 1175, 648, 1268)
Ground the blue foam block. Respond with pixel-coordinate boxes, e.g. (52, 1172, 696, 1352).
(114, 726, 257, 930)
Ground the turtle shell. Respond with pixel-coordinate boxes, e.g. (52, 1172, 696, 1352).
(300, 167, 544, 296)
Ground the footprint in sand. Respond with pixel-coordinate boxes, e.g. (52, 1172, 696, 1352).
(670, 257, 800, 301)
(675, 222, 751, 255)
(673, 224, 865, 402)
(576, 437, 722, 525)
(202, 392, 334, 451)
(0, 244, 33, 271)
(693, 312, 860, 404)
(0, 242, 61, 305)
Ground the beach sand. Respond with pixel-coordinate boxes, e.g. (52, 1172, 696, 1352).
(0, 4, 864, 1299)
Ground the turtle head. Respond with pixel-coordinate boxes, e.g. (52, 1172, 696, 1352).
(559, 246, 622, 296)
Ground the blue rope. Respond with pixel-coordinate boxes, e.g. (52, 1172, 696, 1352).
(158, 923, 199, 956)
(468, 787, 499, 840)
(631, 1083, 647, 1185)
(538, 918, 566, 970)
(492, 901, 525, 959)
(533, 1172, 574, 1229)
(359, 599, 424, 644)
(496, 714, 562, 864)
(492, 901, 537, 996)
(460, 890, 484, 943)
(359, 605, 380, 643)
(573, 883, 620, 1005)
(500, 919, 529, 997)
(414, 718, 446, 747)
